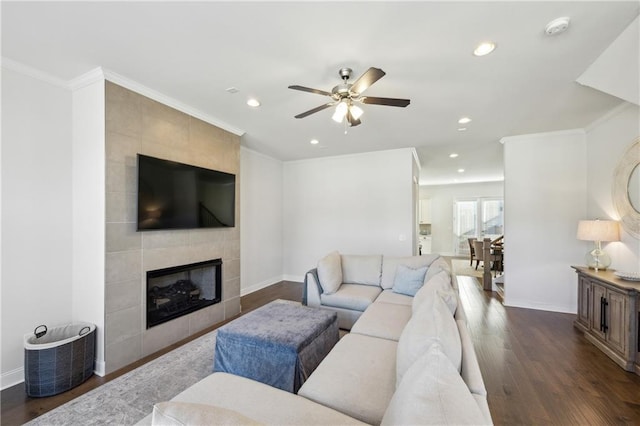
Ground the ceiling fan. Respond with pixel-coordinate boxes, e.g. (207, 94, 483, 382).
(288, 67, 410, 127)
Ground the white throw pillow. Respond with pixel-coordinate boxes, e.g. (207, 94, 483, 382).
(152, 402, 263, 425)
(392, 264, 428, 296)
(382, 345, 487, 426)
(413, 270, 457, 315)
(317, 251, 343, 295)
(396, 295, 462, 387)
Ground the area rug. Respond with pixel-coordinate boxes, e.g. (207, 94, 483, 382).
(450, 257, 483, 279)
(26, 330, 218, 425)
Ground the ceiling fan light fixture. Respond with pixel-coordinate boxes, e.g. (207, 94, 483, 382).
(350, 104, 364, 120)
(332, 101, 348, 123)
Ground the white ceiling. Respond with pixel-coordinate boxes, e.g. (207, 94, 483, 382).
(2, 1, 638, 185)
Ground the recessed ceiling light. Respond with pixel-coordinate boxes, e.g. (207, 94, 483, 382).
(458, 117, 472, 124)
(310, 139, 319, 145)
(225, 87, 239, 94)
(458, 127, 467, 132)
(545, 17, 570, 36)
(449, 153, 459, 158)
(247, 98, 260, 107)
(458, 168, 465, 173)
(473, 42, 496, 57)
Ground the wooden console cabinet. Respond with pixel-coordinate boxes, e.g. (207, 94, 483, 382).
(573, 266, 640, 375)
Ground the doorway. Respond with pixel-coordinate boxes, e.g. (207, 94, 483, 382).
(453, 197, 504, 256)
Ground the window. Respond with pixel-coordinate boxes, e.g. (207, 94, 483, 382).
(453, 198, 503, 256)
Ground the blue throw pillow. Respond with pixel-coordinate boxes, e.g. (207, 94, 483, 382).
(392, 264, 428, 296)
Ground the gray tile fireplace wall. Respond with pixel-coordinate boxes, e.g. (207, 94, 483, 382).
(104, 81, 241, 374)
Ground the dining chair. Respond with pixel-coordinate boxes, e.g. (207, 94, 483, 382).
(467, 238, 477, 266)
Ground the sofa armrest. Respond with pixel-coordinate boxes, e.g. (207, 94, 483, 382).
(304, 268, 323, 306)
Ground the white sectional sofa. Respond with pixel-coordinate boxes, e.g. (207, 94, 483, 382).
(140, 253, 493, 425)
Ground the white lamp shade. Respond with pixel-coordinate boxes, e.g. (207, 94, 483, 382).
(350, 104, 364, 120)
(332, 101, 348, 123)
(576, 220, 620, 242)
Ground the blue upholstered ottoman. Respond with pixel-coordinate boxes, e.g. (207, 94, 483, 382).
(213, 300, 338, 393)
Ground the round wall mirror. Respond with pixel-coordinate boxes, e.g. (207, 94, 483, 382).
(613, 138, 640, 239)
(628, 164, 640, 213)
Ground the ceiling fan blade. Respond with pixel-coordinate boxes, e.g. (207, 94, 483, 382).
(288, 85, 333, 97)
(346, 109, 362, 127)
(362, 96, 411, 107)
(294, 102, 335, 119)
(350, 67, 386, 95)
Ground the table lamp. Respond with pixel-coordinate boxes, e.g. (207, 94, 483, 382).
(576, 219, 620, 271)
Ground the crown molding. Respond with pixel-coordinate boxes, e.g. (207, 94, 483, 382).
(1, 57, 245, 137)
(240, 146, 282, 163)
(584, 101, 635, 133)
(102, 69, 245, 137)
(68, 67, 106, 91)
(500, 128, 585, 144)
(1, 57, 68, 88)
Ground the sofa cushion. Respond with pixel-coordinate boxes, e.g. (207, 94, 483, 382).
(350, 301, 412, 341)
(375, 289, 413, 306)
(457, 319, 488, 396)
(341, 254, 382, 286)
(382, 344, 488, 426)
(320, 284, 381, 312)
(167, 372, 367, 425)
(380, 255, 439, 289)
(151, 402, 262, 425)
(298, 333, 398, 425)
(317, 251, 342, 295)
(392, 264, 428, 296)
(413, 270, 457, 315)
(396, 295, 461, 387)
(424, 256, 451, 284)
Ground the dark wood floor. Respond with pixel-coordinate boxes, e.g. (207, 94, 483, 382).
(3, 277, 640, 425)
(457, 275, 640, 425)
(0, 281, 302, 426)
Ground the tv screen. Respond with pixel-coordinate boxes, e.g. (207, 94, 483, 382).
(137, 154, 236, 230)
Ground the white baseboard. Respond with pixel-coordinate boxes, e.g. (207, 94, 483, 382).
(241, 276, 283, 296)
(282, 274, 303, 283)
(241, 275, 305, 297)
(1, 367, 24, 390)
(94, 360, 106, 377)
(503, 299, 576, 314)
(1, 360, 106, 391)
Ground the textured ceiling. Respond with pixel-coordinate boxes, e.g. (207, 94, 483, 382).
(2, 1, 638, 184)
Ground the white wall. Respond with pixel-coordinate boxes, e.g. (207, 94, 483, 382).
(240, 147, 284, 294)
(1, 68, 73, 388)
(282, 148, 415, 280)
(503, 130, 587, 313)
(585, 103, 640, 272)
(420, 181, 504, 256)
(71, 78, 106, 375)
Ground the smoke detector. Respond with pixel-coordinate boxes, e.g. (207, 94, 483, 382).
(545, 17, 570, 36)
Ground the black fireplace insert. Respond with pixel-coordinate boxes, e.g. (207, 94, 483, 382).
(146, 259, 222, 328)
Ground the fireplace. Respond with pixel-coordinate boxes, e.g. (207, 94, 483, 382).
(146, 259, 222, 329)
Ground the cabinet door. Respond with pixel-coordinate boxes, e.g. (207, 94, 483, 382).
(606, 289, 628, 355)
(591, 283, 607, 340)
(419, 199, 432, 223)
(577, 277, 591, 327)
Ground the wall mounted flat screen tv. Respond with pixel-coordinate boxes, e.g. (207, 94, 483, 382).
(137, 154, 236, 231)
